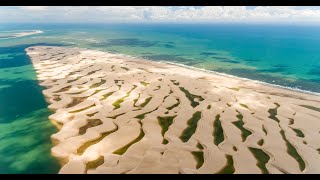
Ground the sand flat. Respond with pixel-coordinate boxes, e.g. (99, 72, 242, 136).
(26, 46, 320, 174)
(0, 30, 43, 39)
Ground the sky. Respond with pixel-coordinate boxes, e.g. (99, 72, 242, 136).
(1, 6, 320, 24)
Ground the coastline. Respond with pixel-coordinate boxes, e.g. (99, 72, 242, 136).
(158, 61, 320, 97)
(99, 49, 320, 97)
(26, 46, 320, 174)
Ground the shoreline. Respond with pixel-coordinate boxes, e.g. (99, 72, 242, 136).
(0, 30, 43, 40)
(26, 46, 320, 174)
(95, 49, 320, 97)
(158, 61, 320, 97)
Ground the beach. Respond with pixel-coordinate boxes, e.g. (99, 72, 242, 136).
(26, 46, 320, 174)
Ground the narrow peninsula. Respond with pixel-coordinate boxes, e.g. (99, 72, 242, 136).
(26, 46, 320, 174)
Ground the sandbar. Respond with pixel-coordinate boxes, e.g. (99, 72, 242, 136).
(26, 46, 320, 174)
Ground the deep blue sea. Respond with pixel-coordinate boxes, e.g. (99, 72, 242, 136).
(0, 23, 319, 173)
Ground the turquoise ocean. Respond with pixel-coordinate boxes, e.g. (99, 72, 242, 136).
(0, 23, 319, 173)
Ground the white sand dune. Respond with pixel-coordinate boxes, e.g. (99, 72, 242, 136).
(26, 46, 320, 174)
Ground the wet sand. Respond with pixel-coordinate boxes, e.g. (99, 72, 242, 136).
(26, 46, 320, 174)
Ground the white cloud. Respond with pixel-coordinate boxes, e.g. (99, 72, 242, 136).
(20, 6, 48, 11)
(1, 6, 320, 24)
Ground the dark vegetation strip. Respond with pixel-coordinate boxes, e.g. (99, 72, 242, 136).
(233, 112, 252, 142)
(87, 70, 98, 76)
(66, 97, 88, 108)
(133, 95, 140, 107)
(216, 155, 235, 174)
(191, 151, 204, 169)
(121, 67, 129, 71)
(139, 97, 152, 108)
(112, 85, 137, 110)
(135, 106, 159, 120)
(86, 156, 104, 171)
(54, 85, 71, 93)
(108, 112, 126, 119)
(77, 125, 118, 155)
(87, 111, 98, 117)
(113, 128, 145, 155)
(135, 111, 152, 120)
(228, 87, 240, 91)
(89, 79, 106, 88)
(69, 104, 95, 113)
(179, 87, 204, 108)
(67, 76, 81, 83)
(92, 89, 103, 95)
(262, 125, 268, 135)
(213, 114, 224, 146)
(140, 81, 149, 86)
(197, 142, 204, 150)
(300, 105, 320, 112)
(53, 96, 61, 101)
(249, 147, 270, 174)
(268, 103, 280, 123)
(170, 80, 180, 86)
(179, 111, 202, 142)
(280, 130, 306, 172)
(166, 98, 180, 110)
(79, 119, 103, 135)
(290, 128, 305, 138)
(240, 103, 249, 109)
(158, 116, 176, 144)
(101, 91, 114, 100)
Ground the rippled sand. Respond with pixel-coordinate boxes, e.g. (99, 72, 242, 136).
(26, 46, 320, 174)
